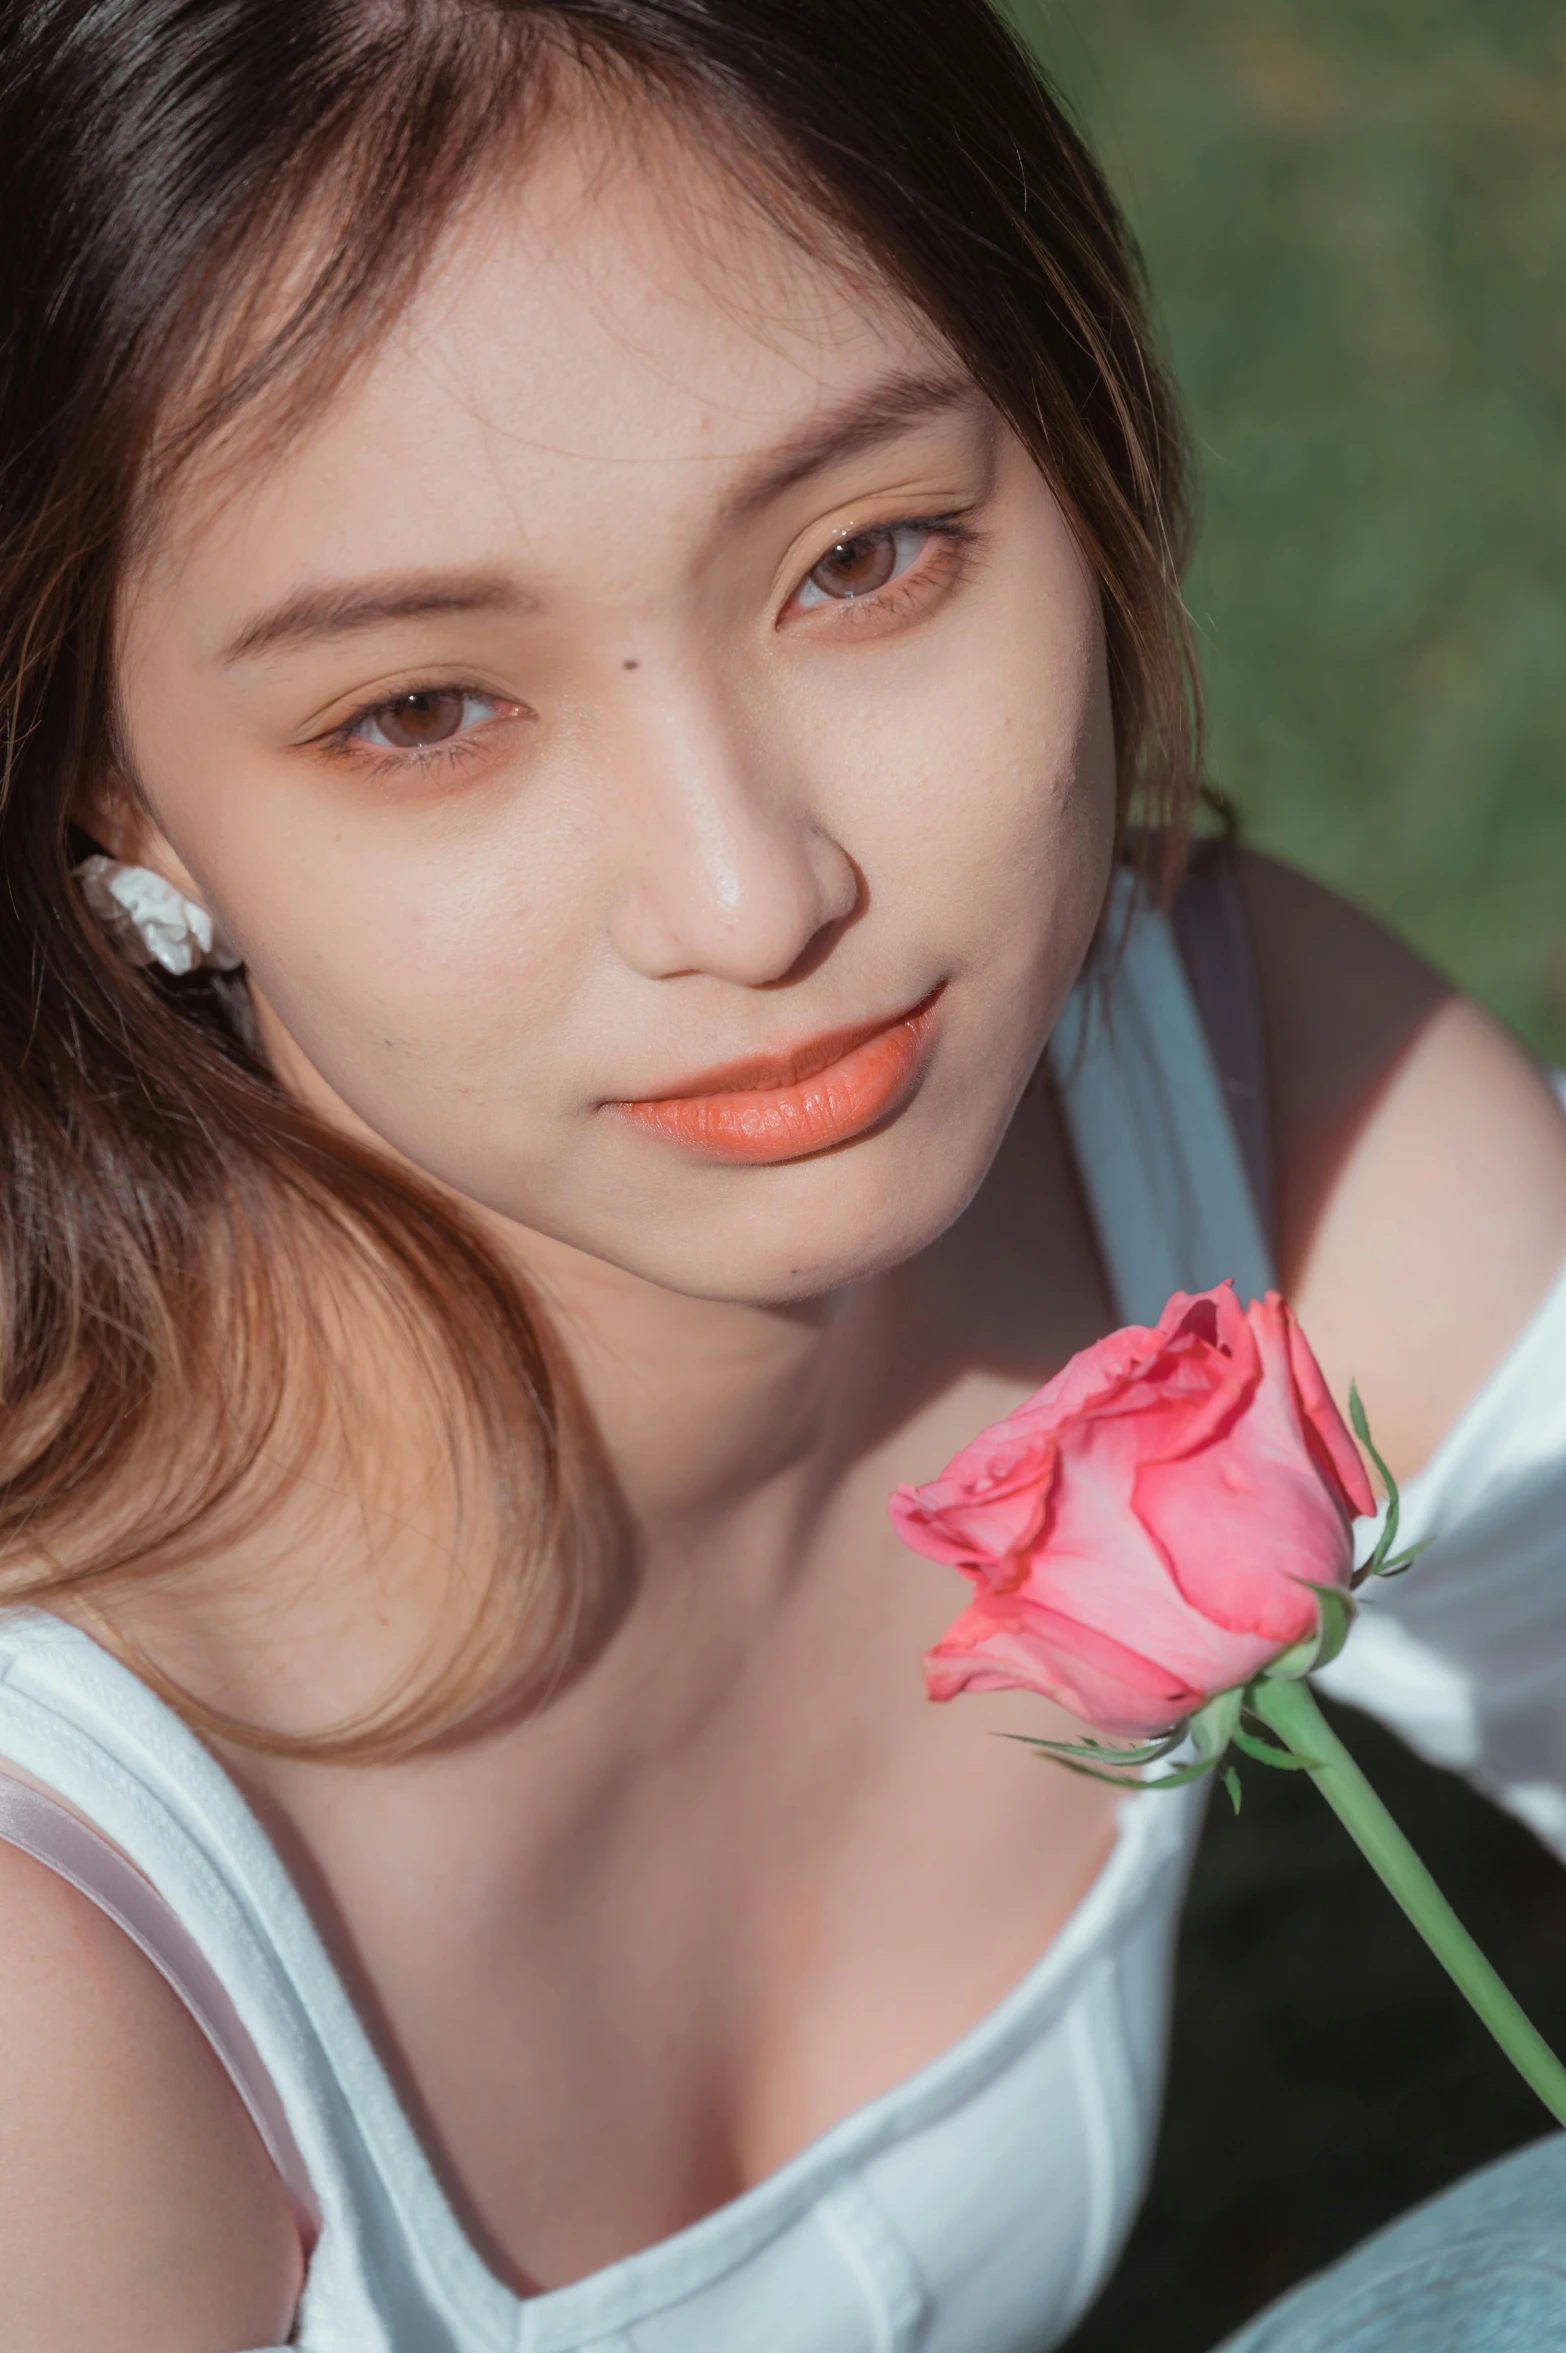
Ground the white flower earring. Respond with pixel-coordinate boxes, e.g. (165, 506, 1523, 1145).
(75, 854, 242, 976)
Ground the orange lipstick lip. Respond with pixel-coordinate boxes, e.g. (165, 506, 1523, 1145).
(609, 989, 943, 1164)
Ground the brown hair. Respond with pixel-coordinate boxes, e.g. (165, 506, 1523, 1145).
(0, 0, 1199, 1754)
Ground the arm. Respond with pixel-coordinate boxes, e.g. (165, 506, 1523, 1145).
(1237, 851, 1566, 1482)
(0, 1841, 303, 2353)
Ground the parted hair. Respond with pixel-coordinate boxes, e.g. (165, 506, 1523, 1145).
(0, 0, 1199, 1754)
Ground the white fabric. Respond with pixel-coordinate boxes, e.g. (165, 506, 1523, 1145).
(1317, 1254, 1566, 1846)
(1046, 877, 1275, 1324)
(2, 892, 1564, 2351)
(0, 1773, 320, 2243)
(0, 1611, 1196, 2353)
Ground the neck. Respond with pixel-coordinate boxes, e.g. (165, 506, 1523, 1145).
(94, 1074, 1102, 1751)
(495, 1215, 883, 1559)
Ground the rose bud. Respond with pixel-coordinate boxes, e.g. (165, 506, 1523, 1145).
(890, 1284, 1376, 1742)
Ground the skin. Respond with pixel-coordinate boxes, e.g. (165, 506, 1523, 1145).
(5, 104, 1566, 2349)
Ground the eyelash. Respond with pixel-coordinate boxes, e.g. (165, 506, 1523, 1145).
(316, 683, 518, 780)
(782, 509, 981, 629)
(311, 509, 981, 778)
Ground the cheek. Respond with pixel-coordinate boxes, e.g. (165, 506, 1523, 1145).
(801, 589, 1115, 985)
(113, 617, 594, 1102)
(207, 794, 598, 1132)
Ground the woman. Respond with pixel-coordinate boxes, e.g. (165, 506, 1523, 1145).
(0, 3, 1563, 2347)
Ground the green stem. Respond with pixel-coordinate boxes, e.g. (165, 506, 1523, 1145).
(1250, 1675, 1566, 2129)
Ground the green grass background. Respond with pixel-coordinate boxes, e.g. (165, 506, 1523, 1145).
(1018, 0, 1566, 1057)
(992, 6, 1566, 2345)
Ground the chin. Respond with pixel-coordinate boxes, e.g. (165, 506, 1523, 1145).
(573, 1115, 999, 1307)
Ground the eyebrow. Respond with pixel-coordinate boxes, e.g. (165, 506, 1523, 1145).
(216, 370, 981, 664)
(722, 368, 983, 519)
(218, 567, 536, 664)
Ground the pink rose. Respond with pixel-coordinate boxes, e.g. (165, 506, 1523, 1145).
(889, 1285, 1376, 1741)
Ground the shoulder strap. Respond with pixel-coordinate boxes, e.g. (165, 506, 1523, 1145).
(0, 1768, 319, 2246)
(1048, 868, 1276, 1326)
(1169, 842, 1277, 1255)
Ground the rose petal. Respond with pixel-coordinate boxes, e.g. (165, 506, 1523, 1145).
(923, 1591, 1206, 1739)
(1266, 1293, 1377, 1520)
(889, 1423, 1058, 1571)
(1132, 1457, 1345, 1645)
(891, 1281, 1370, 1740)
(1005, 1429, 1300, 1699)
(1000, 1316, 1166, 1434)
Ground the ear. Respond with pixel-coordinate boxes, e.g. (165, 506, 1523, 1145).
(75, 767, 205, 902)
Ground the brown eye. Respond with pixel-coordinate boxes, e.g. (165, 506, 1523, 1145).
(805, 531, 898, 602)
(365, 689, 469, 748)
(341, 685, 520, 761)
(788, 520, 954, 619)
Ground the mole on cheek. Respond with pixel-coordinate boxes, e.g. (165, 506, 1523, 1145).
(622, 659, 639, 672)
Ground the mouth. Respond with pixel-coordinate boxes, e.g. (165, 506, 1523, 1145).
(606, 986, 945, 1165)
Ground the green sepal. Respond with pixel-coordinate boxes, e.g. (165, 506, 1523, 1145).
(1231, 1719, 1320, 1771)
(1299, 1578, 1357, 1670)
(1026, 1751, 1154, 1789)
(1190, 1685, 1244, 1761)
(1222, 1764, 1243, 1813)
(998, 1724, 1189, 1770)
(1133, 1757, 1227, 1794)
(1017, 1745, 1222, 1797)
(1275, 1578, 1357, 1678)
(1368, 1538, 1432, 1582)
(1349, 1380, 1406, 1585)
(1265, 1628, 1322, 1683)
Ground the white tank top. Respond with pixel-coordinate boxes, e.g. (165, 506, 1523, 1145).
(5, 887, 1566, 2352)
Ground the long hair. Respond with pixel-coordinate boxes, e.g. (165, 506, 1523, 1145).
(0, 0, 1199, 1754)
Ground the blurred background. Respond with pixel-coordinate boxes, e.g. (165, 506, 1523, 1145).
(1023, 0, 1566, 1058)
(992, 3, 1566, 2346)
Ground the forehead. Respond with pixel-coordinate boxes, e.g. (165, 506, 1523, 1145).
(140, 107, 957, 599)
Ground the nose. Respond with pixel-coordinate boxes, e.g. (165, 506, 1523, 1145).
(605, 678, 861, 987)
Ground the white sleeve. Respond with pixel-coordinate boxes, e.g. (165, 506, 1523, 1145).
(1316, 1250, 1566, 1860)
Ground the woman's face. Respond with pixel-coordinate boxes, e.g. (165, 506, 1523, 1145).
(112, 114, 1116, 1305)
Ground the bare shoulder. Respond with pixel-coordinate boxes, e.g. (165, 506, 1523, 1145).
(0, 1836, 302, 2352)
(1235, 850, 1566, 1479)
